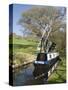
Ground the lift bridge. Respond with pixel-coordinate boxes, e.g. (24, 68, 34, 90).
(33, 23, 60, 80)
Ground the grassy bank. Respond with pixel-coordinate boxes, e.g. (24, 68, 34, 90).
(9, 35, 38, 67)
(48, 57, 66, 83)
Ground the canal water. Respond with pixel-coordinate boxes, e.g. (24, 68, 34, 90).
(13, 63, 47, 86)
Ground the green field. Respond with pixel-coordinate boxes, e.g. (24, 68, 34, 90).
(13, 37, 38, 54)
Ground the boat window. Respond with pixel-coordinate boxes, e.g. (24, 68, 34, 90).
(36, 53, 47, 61)
(50, 54, 51, 58)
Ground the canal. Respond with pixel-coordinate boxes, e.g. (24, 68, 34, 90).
(13, 63, 48, 86)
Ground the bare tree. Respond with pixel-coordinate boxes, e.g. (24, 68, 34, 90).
(18, 6, 66, 53)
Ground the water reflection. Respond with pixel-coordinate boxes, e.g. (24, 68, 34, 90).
(13, 63, 47, 86)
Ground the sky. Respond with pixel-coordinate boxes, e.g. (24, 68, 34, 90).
(13, 4, 32, 36)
